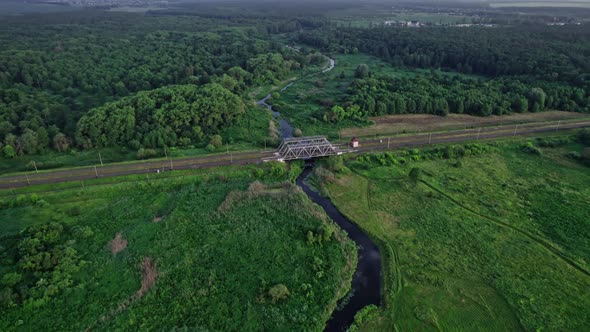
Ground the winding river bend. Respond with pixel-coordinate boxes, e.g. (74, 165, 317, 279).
(257, 58, 382, 331)
(256, 57, 336, 140)
(297, 167, 382, 332)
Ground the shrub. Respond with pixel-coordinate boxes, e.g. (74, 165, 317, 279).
(3, 145, 16, 158)
(206, 144, 216, 152)
(268, 284, 290, 303)
(269, 162, 286, 177)
(209, 135, 223, 149)
(325, 156, 345, 173)
(409, 168, 422, 181)
(293, 128, 303, 137)
(522, 142, 542, 155)
(137, 148, 159, 159)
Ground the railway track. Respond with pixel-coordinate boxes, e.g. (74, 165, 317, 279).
(1, 119, 589, 190)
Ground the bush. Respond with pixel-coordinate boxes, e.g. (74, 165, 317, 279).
(293, 128, 303, 137)
(137, 148, 159, 160)
(409, 167, 422, 181)
(206, 144, 216, 152)
(325, 156, 344, 173)
(522, 142, 542, 155)
(268, 284, 290, 303)
(209, 135, 223, 149)
(269, 162, 286, 177)
(3, 145, 16, 158)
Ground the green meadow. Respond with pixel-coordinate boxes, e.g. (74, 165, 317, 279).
(318, 137, 590, 331)
(0, 164, 355, 331)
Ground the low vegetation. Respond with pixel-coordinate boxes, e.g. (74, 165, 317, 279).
(0, 165, 356, 331)
(317, 135, 590, 331)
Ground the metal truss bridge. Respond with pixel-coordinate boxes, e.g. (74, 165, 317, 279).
(272, 136, 347, 161)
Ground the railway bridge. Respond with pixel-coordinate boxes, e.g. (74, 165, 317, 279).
(271, 136, 349, 161)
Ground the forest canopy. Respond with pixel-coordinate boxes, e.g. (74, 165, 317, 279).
(75, 84, 245, 149)
(330, 74, 588, 121)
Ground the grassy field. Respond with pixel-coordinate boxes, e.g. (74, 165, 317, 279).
(326, 6, 472, 27)
(490, 1, 590, 9)
(0, 163, 356, 331)
(341, 111, 590, 138)
(319, 138, 590, 331)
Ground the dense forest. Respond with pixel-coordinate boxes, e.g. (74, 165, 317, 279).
(299, 25, 590, 86)
(299, 25, 590, 121)
(76, 84, 244, 149)
(2, 9, 590, 158)
(0, 11, 311, 156)
(329, 74, 588, 121)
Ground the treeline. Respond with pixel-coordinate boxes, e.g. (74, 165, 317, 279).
(0, 11, 312, 156)
(76, 84, 244, 149)
(298, 25, 590, 88)
(329, 74, 588, 121)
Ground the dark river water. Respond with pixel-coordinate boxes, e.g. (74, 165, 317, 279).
(256, 56, 336, 140)
(296, 167, 382, 332)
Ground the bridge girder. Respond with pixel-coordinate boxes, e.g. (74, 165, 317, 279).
(276, 136, 339, 161)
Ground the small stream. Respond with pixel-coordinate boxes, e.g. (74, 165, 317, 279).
(297, 167, 382, 332)
(256, 93, 294, 139)
(256, 57, 336, 140)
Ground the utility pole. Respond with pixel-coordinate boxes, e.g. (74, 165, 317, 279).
(514, 124, 518, 136)
(94, 166, 98, 178)
(33, 161, 38, 173)
(387, 137, 390, 149)
(99, 152, 103, 166)
(170, 158, 173, 170)
(264, 138, 267, 150)
(226, 143, 229, 154)
(25, 174, 30, 185)
(477, 128, 481, 140)
(164, 146, 168, 159)
(429, 133, 432, 144)
(556, 120, 561, 131)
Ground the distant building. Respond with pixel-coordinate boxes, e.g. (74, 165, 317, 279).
(350, 137, 359, 148)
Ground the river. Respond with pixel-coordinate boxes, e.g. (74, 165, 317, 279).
(297, 167, 382, 332)
(258, 58, 382, 331)
(256, 56, 336, 140)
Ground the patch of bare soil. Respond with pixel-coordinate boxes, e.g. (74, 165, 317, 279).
(136, 257, 158, 299)
(153, 216, 164, 223)
(108, 233, 128, 256)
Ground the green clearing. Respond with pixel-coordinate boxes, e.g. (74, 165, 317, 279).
(0, 164, 356, 331)
(319, 139, 590, 331)
(271, 53, 477, 139)
(490, 2, 590, 9)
